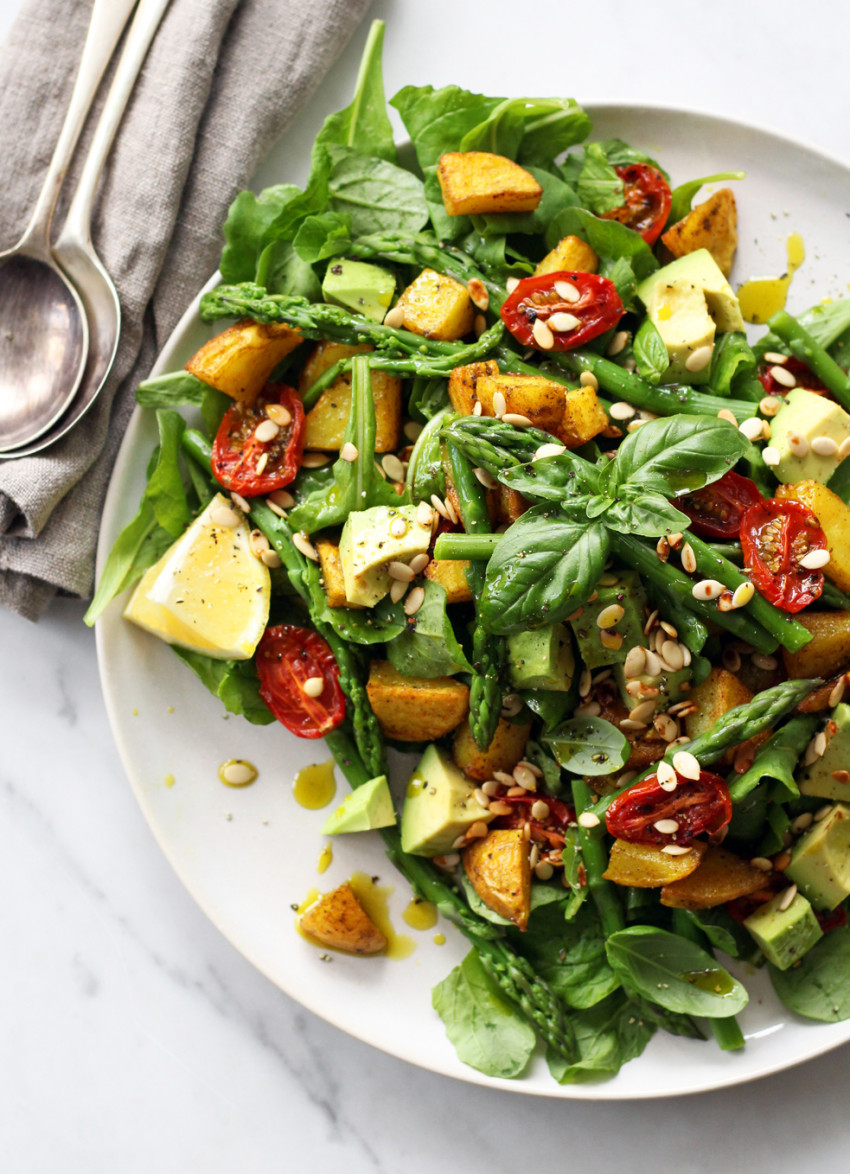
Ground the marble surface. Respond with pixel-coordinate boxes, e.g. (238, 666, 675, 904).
(6, 0, 850, 1169)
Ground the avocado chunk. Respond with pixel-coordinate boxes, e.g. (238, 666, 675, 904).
(401, 745, 493, 856)
(769, 388, 850, 485)
(339, 505, 431, 607)
(800, 704, 850, 801)
(743, 890, 823, 970)
(569, 570, 647, 670)
(508, 622, 575, 691)
(322, 258, 396, 324)
(320, 775, 396, 834)
(636, 249, 744, 383)
(785, 803, 850, 910)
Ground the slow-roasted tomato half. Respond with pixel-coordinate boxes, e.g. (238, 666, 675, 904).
(256, 624, 345, 738)
(600, 163, 672, 246)
(758, 356, 829, 398)
(740, 498, 828, 613)
(605, 769, 732, 846)
(212, 383, 304, 497)
(678, 470, 763, 539)
(489, 793, 575, 849)
(500, 270, 624, 352)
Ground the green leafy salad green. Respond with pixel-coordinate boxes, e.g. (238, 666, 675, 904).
(89, 20, 850, 1084)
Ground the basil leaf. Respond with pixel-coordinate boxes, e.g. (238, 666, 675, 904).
(667, 171, 745, 226)
(605, 493, 690, 538)
(546, 991, 654, 1083)
(545, 715, 629, 776)
(431, 950, 537, 1078)
(499, 452, 600, 502)
(585, 494, 614, 520)
(632, 317, 669, 385)
(605, 926, 749, 1018)
(577, 143, 624, 215)
(611, 414, 749, 498)
(770, 927, 850, 1022)
(709, 331, 757, 398)
(386, 580, 472, 677)
(479, 510, 609, 634)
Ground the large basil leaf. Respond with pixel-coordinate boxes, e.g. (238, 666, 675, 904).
(605, 926, 749, 1017)
(611, 414, 749, 497)
(499, 451, 600, 503)
(577, 142, 624, 214)
(770, 927, 850, 1022)
(544, 715, 630, 776)
(479, 509, 609, 634)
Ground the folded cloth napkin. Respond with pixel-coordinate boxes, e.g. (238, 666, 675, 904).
(0, 0, 371, 621)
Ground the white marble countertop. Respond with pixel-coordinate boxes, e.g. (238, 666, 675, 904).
(6, 0, 850, 1169)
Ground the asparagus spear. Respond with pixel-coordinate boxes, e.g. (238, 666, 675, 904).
(728, 714, 819, 804)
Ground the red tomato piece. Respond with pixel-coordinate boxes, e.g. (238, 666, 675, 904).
(600, 163, 672, 246)
(605, 770, 732, 846)
(212, 383, 304, 497)
(758, 356, 829, 398)
(256, 624, 345, 738)
(678, 470, 763, 539)
(740, 499, 827, 613)
(816, 905, 848, 933)
(489, 793, 575, 848)
(500, 271, 624, 352)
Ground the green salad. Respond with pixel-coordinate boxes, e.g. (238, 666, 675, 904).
(89, 20, 850, 1084)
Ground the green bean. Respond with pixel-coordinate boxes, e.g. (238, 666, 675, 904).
(571, 778, 624, 938)
(434, 532, 500, 560)
(767, 310, 850, 411)
(822, 580, 850, 611)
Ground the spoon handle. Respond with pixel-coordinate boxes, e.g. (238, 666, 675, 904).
(58, 0, 174, 252)
(17, 0, 139, 259)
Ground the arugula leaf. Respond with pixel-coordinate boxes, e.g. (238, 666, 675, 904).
(546, 991, 654, 1083)
(610, 414, 749, 498)
(770, 927, 850, 1022)
(544, 715, 630, 776)
(317, 20, 396, 164)
(327, 145, 429, 238)
(171, 648, 274, 725)
(511, 902, 621, 1010)
(667, 171, 745, 226)
(632, 316, 669, 385)
(577, 143, 624, 214)
(387, 581, 472, 677)
(432, 950, 537, 1078)
(605, 926, 749, 1018)
(479, 509, 609, 634)
(605, 493, 690, 538)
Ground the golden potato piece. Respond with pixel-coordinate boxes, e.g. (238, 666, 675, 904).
(660, 846, 767, 909)
(186, 319, 302, 405)
(424, 558, 474, 604)
(396, 268, 475, 341)
(685, 668, 752, 743)
(447, 361, 500, 415)
(297, 340, 401, 452)
(776, 480, 850, 594)
(366, 661, 469, 741)
(603, 839, 707, 888)
(661, 189, 738, 278)
(559, 385, 609, 448)
(463, 829, 532, 930)
(437, 151, 542, 217)
(299, 883, 387, 954)
(453, 715, 532, 781)
(782, 610, 850, 680)
(534, 235, 599, 276)
(315, 540, 363, 609)
(475, 371, 566, 437)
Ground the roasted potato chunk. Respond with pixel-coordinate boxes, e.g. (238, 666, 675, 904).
(603, 839, 707, 888)
(660, 189, 738, 277)
(366, 661, 469, 741)
(186, 319, 302, 404)
(534, 234, 599, 276)
(559, 385, 610, 448)
(447, 361, 500, 415)
(783, 610, 850, 680)
(685, 668, 752, 751)
(463, 829, 532, 930)
(437, 151, 542, 217)
(396, 268, 474, 341)
(453, 716, 532, 781)
(298, 883, 387, 954)
(315, 540, 363, 609)
(776, 480, 850, 594)
(297, 340, 401, 452)
(424, 558, 474, 604)
(660, 846, 767, 909)
(476, 371, 566, 436)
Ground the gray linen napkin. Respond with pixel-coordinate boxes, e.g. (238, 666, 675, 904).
(0, 0, 371, 621)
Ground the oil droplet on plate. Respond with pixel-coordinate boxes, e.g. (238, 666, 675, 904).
(218, 759, 258, 787)
(738, 232, 804, 324)
(164, 773, 176, 788)
(293, 761, 336, 809)
(433, 933, 446, 946)
(317, 844, 333, 874)
(402, 898, 438, 931)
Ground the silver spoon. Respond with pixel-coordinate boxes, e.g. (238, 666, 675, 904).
(0, 0, 139, 453)
(5, 0, 174, 460)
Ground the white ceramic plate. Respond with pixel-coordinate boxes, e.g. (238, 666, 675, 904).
(96, 105, 850, 1097)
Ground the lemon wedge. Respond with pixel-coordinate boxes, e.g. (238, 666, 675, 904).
(123, 493, 270, 659)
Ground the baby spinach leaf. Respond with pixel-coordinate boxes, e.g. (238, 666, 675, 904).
(596, 137, 667, 176)
(136, 370, 209, 410)
(319, 591, 407, 647)
(327, 146, 429, 238)
(577, 143, 624, 215)
(220, 184, 302, 283)
(546, 991, 654, 1083)
(633, 316, 669, 384)
(255, 239, 321, 301)
(387, 581, 471, 677)
(515, 98, 591, 169)
(391, 84, 503, 169)
(667, 170, 745, 226)
(770, 927, 850, 1022)
(677, 908, 754, 960)
(171, 648, 274, 725)
(605, 926, 749, 1017)
(459, 875, 513, 927)
(292, 212, 352, 264)
(611, 414, 749, 498)
(545, 715, 630, 777)
(479, 509, 609, 634)
(406, 407, 450, 501)
(432, 949, 537, 1078)
(317, 20, 396, 164)
(544, 205, 658, 282)
(511, 902, 621, 1010)
(471, 166, 580, 239)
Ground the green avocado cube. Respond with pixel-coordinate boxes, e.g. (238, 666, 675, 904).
(339, 505, 431, 608)
(785, 803, 850, 910)
(400, 745, 493, 857)
(800, 704, 850, 801)
(744, 890, 823, 970)
(569, 570, 647, 670)
(507, 622, 575, 692)
(322, 258, 395, 324)
(320, 775, 397, 834)
(769, 388, 850, 485)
